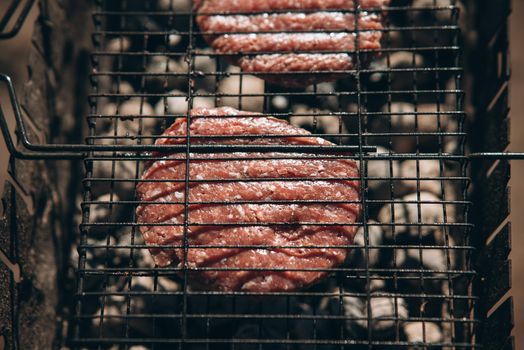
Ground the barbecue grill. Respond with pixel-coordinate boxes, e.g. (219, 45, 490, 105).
(0, 0, 517, 349)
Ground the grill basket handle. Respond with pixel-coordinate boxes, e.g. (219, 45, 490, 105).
(0, 0, 36, 40)
(0, 74, 376, 160)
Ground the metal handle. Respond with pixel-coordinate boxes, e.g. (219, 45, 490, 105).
(2, 73, 522, 161)
(0, 74, 377, 160)
(0, 0, 35, 40)
(469, 152, 524, 160)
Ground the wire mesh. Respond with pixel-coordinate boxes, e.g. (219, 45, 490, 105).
(73, 0, 475, 348)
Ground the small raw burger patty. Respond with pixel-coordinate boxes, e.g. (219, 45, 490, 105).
(195, 0, 390, 87)
(136, 107, 360, 292)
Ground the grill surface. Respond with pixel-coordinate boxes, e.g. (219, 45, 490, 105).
(73, 0, 474, 348)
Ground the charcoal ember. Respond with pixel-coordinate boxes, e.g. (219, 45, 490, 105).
(168, 33, 183, 48)
(145, 55, 188, 92)
(157, 0, 192, 12)
(88, 193, 124, 237)
(118, 98, 155, 118)
(407, 0, 463, 47)
(154, 89, 188, 116)
(391, 249, 449, 318)
(91, 293, 157, 340)
(367, 52, 425, 92)
(369, 277, 387, 292)
(194, 89, 217, 109)
(91, 159, 138, 199)
(99, 99, 157, 130)
(218, 66, 265, 112)
(156, 89, 217, 117)
(366, 146, 400, 193)
(234, 322, 287, 350)
(342, 292, 367, 332)
(405, 247, 450, 272)
(398, 159, 447, 195)
(112, 80, 135, 95)
(305, 82, 339, 110)
(367, 296, 408, 335)
(374, 103, 454, 153)
(378, 192, 454, 240)
(291, 105, 349, 144)
(292, 302, 338, 350)
(403, 322, 443, 347)
(105, 37, 132, 53)
(271, 95, 289, 111)
(115, 229, 157, 268)
(194, 52, 218, 91)
(347, 221, 384, 268)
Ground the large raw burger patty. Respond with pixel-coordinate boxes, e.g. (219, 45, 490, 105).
(136, 107, 360, 292)
(195, 0, 390, 87)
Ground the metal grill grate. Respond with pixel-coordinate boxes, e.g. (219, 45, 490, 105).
(72, 0, 475, 348)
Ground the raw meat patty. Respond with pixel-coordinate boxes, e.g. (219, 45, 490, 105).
(195, 0, 390, 87)
(136, 107, 360, 292)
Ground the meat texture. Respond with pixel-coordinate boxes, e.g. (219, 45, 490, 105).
(136, 107, 360, 292)
(196, 0, 390, 87)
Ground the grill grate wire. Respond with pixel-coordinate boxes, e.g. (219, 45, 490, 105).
(72, 0, 476, 348)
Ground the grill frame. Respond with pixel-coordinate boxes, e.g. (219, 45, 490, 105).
(70, 0, 478, 348)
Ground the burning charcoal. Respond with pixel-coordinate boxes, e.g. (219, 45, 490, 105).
(132, 244, 156, 268)
(154, 89, 188, 116)
(157, 276, 181, 291)
(369, 277, 386, 292)
(403, 322, 443, 346)
(369, 52, 425, 92)
(91, 303, 124, 338)
(99, 293, 156, 338)
(347, 221, 383, 268)
(91, 160, 138, 198)
(271, 95, 289, 111)
(115, 231, 156, 268)
(408, 0, 460, 47)
(110, 99, 157, 128)
(292, 301, 336, 348)
(392, 247, 449, 299)
(291, 105, 349, 143)
(378, 192, 452, 240)
(88, 193, 124, 236)
(367, 296, 408, 334)
(194, 53, 217, 91)
(218, 66, 265, 112)
(399, 159, 446, 195)
(105, 37, 131, 52)
(157, 0, 192, 12)
(193, 89, 216, 109)
(389, 51, 424, 70)
(128, 346, 150, 350)
(366, 146, 400, 192)
(112, 80, 135, 95)
(145, 55, 188, 92)
(384, 103, 444, 133)
(343, 293, 367, 330)
(306, 82, 339, 110)
(168, 34, 182, 48)
(89, 193, 119, 223)
(406, 248, 449, 272)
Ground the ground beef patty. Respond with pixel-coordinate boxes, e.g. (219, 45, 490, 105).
(195, 0, 390, 87)
(136, 107, 360, 292)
